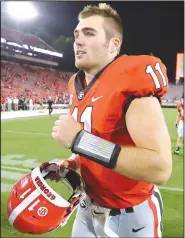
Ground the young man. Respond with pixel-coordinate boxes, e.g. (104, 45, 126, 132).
(49, 3, 172, 237)
(174, 96, 184, 154)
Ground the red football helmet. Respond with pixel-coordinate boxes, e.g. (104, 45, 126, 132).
(6, 164, 84, 234)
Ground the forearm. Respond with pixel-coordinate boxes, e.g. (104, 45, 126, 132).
(70, 128, 172, 184)
(59, 153, 80, 170)
(115, 146, 171, 185)
(68, 153, 80, 169)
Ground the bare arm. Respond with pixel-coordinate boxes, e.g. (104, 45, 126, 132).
(59, 153, 80, 170)
(67, 153, 80, 168)
(114, 97, 172, 185)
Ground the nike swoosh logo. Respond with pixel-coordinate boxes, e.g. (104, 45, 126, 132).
(92, 96, 103, 103)
(132, 226, 145, 233)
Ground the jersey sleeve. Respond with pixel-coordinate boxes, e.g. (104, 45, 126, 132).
(123, 56, 168, 113)
(128, 56, 168, 97)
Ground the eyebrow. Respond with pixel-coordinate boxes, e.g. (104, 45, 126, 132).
(74, 27, 97, 35)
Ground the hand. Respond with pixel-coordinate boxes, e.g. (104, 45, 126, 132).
(51, 114, 82, 148)
(175, 123, 178, 129)
(40, 161, 69, 183)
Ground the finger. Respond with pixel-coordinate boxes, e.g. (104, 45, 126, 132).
(56, 178, 61, 183)
(50, 176, 56, 181)
(50, 174, 61, 182)
(56, 165, 61, 176)
(52, 126, 58, 133)
(62, 160, 69, 168)
(59, 164, 65, 173)
(55, 120, 61, 126)
(51, 131, 58, 140)
(56, 169, 63, 183)
(59, 114, 67, 120)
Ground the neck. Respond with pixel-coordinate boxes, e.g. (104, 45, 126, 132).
(84, 57, 115, 85)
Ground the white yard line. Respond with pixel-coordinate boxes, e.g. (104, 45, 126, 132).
(2, 130, 184, 193)
(1, 109, 68, 121)
(1, 165, 183, 192)
(1, 165, 31, 172)
(159, 186, 183, 192)
(2, 130, 50, 136)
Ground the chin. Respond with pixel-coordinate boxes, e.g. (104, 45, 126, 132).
(75, 61, 90, 70)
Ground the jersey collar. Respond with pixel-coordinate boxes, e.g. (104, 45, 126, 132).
(74, 55, 121, 101)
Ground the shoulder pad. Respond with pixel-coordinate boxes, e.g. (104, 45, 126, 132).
(115, 55, 168, 97)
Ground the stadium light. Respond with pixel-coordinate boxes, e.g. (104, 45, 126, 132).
(7, 2, 37, 20)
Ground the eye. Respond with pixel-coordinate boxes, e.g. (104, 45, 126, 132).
(85, 32, 94, 36)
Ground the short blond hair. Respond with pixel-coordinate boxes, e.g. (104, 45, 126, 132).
(78, 3, 123, 43)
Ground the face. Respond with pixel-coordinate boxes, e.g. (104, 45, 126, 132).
(73, 15, 112, 71)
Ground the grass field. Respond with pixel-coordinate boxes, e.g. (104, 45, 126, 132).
(1, 108, 184, 237)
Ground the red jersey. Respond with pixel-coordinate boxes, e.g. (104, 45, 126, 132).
(177, 103, 184, 121)
(68, 55, 168, 209)
(1, 97, 5, 104)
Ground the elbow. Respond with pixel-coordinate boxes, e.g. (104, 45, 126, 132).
(155, 157, 172, 185)
(155, 170, 172, 185)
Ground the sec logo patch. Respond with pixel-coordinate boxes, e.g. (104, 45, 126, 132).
(37, 207, 48, 217)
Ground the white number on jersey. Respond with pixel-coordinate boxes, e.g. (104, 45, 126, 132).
(72, 106, 93, 133)
(146, 62, 167, 89)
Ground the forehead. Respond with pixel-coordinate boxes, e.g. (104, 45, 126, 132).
(75, 15, 105, 32)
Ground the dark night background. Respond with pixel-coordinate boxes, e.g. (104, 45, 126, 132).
(1, 1, 184, 82)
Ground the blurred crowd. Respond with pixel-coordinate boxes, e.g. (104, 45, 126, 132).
(1, 61, 72, 111)
(1, 60, 184, 112)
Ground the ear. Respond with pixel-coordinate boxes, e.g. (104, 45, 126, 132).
(109, 38, 121, 53)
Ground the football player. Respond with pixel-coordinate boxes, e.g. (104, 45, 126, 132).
(50, 3, 172, 238)
(174, 96, 184, 154)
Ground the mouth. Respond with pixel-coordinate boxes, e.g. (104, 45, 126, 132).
(76, 50, 86, 57)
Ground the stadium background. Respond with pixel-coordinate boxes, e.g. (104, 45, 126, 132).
(1, 1, 184, 238)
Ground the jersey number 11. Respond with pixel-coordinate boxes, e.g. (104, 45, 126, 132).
(146, 62, 167, 89)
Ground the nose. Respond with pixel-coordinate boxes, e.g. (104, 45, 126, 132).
(74, 39, 83, 48)
(74, 40, 84, 51)
(74, 33, 85, 48)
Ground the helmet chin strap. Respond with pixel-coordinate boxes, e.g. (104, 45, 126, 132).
(65, 169, 84, 191)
